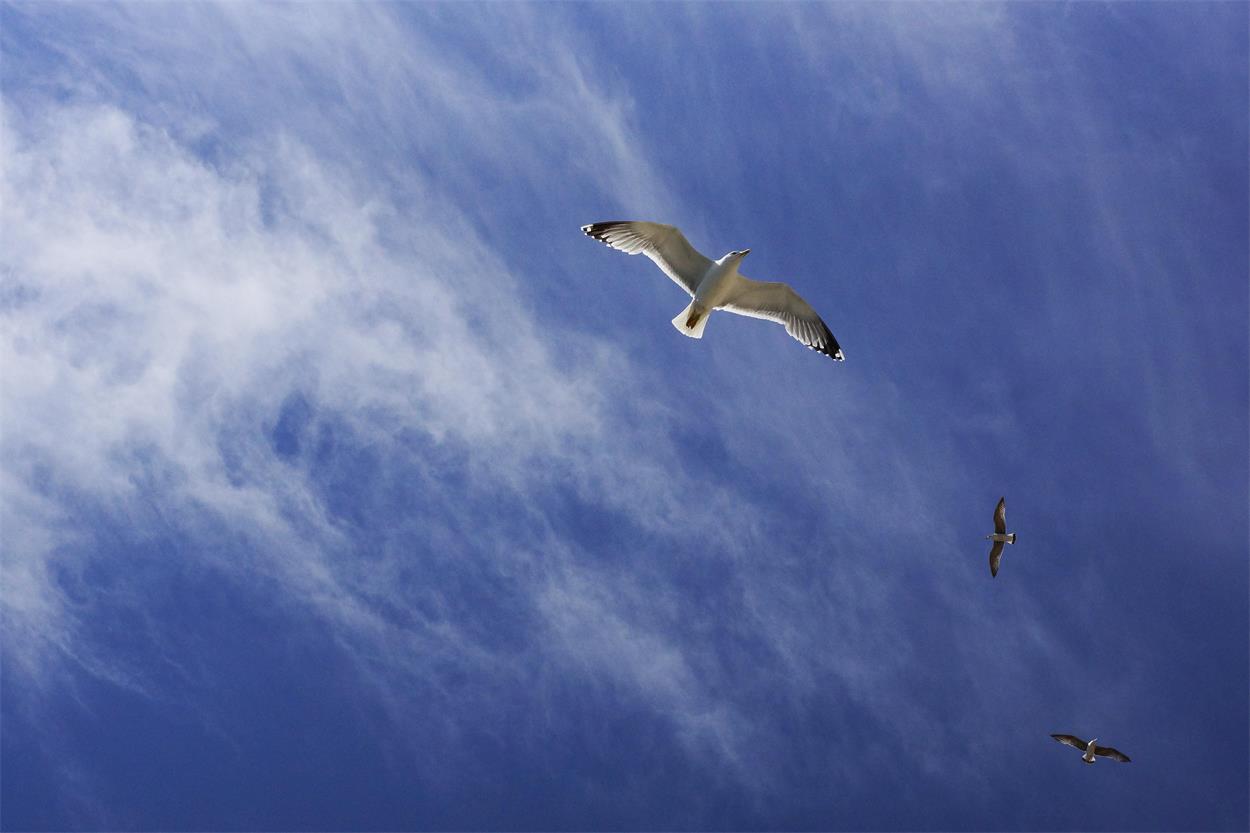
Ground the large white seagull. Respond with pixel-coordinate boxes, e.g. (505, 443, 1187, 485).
(582, 221, 844, 362)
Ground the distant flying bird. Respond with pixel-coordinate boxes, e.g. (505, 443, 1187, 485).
(581, 221, 844, 361)
(1051, 734, 1131, 764)
(986, 496, 1016, 577)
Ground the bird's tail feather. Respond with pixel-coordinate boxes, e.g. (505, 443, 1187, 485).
(672, 301, 709, 339)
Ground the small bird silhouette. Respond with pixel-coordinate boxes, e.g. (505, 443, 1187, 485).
(1051, 734, 1131, 764)
(985, 497, 1016, 577)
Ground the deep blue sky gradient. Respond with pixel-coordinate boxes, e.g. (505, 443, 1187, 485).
(2, 3, 1247, 830)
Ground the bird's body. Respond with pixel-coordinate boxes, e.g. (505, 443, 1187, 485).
(582, 221, 844, 361)
(674, 252, 743, 337)
(986, 497, 1016, 577)
(674, 251, 772, 338)
(1051, 734, 1131, 764)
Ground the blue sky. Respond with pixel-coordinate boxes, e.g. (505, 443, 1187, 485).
(1, 3, 1246, 830)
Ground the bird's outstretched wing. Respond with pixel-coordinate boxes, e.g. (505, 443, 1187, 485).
(1094, 746, 1131, 762)
(1051, 734, 1088, 750)
(989, 541, 1005, 577)
(994, 497, 1007, 534)
(720, 277, 844, 361)
(581, 221, 712, 297)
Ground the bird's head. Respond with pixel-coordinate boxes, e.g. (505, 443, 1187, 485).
(722, 249, 751, 263)
(1088, 738, 1098, 747)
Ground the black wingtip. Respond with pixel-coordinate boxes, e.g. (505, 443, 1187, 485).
(582, 220, 629, 233)
(582, 221, 630, 245)
(816, 320, 845, 362)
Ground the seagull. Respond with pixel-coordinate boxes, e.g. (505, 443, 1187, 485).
(1051, 734, 1131, 764)
(581, 221, 844, 361)
(986, 496, 1016, 577)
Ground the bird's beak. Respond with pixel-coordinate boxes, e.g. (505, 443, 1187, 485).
(740, 248, 751, 257)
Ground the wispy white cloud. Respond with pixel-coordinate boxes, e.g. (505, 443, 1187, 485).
(0, 1, 701, 758)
